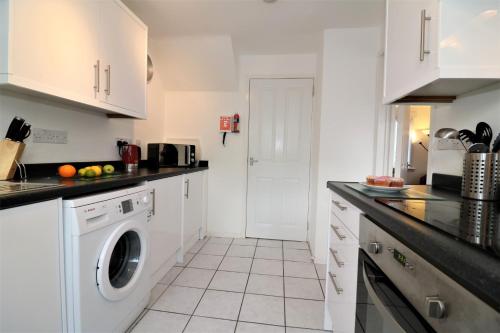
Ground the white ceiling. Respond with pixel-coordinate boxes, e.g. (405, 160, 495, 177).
(124, 0, 384, 54)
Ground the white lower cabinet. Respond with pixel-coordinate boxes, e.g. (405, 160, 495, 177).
(325, 191, 362, 333)
(182, 171, 205, 252)
(0, 199, 66, 332)
(148, 176, 183, 285)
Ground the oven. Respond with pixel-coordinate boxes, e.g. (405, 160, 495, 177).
(357, 214, 500, 333)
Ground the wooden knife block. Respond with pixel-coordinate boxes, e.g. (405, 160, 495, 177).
(0, 140, 25, 180)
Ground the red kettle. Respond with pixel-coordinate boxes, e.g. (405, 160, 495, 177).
(120, 144, 141, 172)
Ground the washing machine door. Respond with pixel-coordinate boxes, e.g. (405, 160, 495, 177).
(96, 217, 149, 301)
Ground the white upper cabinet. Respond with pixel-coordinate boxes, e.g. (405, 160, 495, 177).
(0, 0, 147, 118)
(384, 0, 500, 104)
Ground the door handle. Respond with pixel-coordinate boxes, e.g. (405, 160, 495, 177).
(419, 9, 432, 61)
(150, 189, 155, 216)
(104, 64, 111, 95)
(330, 224, 347, 241)
(332, 200, 347, 211)
(328, 272, 343, 295)
(185, 179, 190, 199)
(329, 248, 344, 268)
(249, 157, 259, 166)
(94, 60, 100, 93)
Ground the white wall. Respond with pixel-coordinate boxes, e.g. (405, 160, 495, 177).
(312, 27, 383, 264)
(163, 54, 317, 238)
(0, 39, 166, 164)
(428, 83, 500, 177)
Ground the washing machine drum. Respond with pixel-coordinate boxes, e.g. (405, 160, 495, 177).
(96, 219, 148, 301)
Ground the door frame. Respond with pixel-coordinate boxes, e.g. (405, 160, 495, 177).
(244, 76, 316, 240)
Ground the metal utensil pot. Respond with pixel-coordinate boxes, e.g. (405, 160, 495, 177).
(462, 153, 500, 201)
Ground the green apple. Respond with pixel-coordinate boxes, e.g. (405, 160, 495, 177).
(103, 164, 115, 174)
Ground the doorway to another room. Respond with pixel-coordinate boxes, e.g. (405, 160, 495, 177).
(388, 105, 432, 185)
(245, 78, 314, 241)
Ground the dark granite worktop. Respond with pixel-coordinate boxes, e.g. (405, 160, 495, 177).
(0, 166, 208, 210)
(327, 181, 500, 313)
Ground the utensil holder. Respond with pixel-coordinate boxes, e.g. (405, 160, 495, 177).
(0, 139, 25, 180)
(461, 153, 500, 201)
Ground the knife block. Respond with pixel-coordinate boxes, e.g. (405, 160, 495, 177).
(0, 140, 25, 180)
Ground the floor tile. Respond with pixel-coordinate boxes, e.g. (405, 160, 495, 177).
(209, 271, 249, 292)
(258, 239, 283, 248)
(284, 261, 317, 279)
(239, 294, 285, 326)
(283, 241, 309, 250)
(284, 277, 324, 300)
(147, 283, 168, 308)
(219, 256, 253, 273)
(233, 238, 258, 246)
(194, 290, 244, 320)
(188, 239, 208, 253)
(227, 245, 256, 258)
(319, 280, 326, 295)
(236, 322, 285, 333)
(255, 247, 283, 260)
(207, 237, 233, 245)
(246, 274, 284, 296)
(187, 254, 223, 269)
(184, 316, 236, 333)
(283, 248, 312, 262)
(151, 285, 204, 314)
(199, 243, 230, 256)
(131, 310, 189, 333)
(172, 268, 215, 289)
(175, 252, 194, 267)
(251, 259, 283, 276)
(285, 298, 325, 330)
(159, 266, 184, 285)
(315, 264, 326, 279)
(286, 328, 331, 333)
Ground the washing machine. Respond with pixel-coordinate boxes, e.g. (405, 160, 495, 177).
(63, 185, 152, 332)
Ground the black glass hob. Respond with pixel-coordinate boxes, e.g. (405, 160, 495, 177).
(376, 198, 500, 258)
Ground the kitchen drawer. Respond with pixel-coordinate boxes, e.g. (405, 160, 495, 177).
(326, 263, 357, 305)
(329, 214, 358, 246)
(325, 283, 357, 333)
(328, 243, 359, 271)
(331, 192, 361, 239)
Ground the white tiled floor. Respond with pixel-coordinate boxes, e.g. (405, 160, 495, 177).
(129, 237, 330, 333)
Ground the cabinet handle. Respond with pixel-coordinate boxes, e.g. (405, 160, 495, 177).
(93, 60, 100, 93)
(104, 64, 111, 95)
(150, 189, 156, 216)
(185, 179, 190, 199)
(332, 200, 347, 211)
(329, 248, 344, 267)
(420, 9, 432, 61)
(328, 272, 343, 295)
(330, 224, 346, 241)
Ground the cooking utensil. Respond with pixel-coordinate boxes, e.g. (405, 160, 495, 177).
(434, 128, 459, 139)
(458, 129, 477, 146)
(476, 122, 493, 148)
(468, 143, 489, 153)
(492, 133, 500, 153)
(4, 117, 25, 141)
(16, 123, 31, 142)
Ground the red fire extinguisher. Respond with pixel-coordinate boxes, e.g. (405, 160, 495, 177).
(232, 113, 240, 133)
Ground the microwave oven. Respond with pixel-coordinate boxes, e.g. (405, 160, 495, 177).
(147, 143, 196, 168)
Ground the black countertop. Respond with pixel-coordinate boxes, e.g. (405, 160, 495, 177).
(0, 167, 208, 210)
(327, 181, 500, 313)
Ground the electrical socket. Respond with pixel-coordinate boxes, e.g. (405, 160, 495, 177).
(32, 128, 68, 144)
(116, 137, 132, 145)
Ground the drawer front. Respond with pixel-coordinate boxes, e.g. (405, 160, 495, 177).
(327, 254, 358, 303)
(328, 243, 359, 271)
(325, 282, 357, 333)
(330, 192, 361, 239)
(329, 214, 358, 246)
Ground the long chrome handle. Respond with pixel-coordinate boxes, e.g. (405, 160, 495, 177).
(329, 248, 344, 267)
(151, 189, 156, 216)
(104, 64, 111, 95)
(420, 9, 432, 61)
(328, 272, 343, 295)
(185, 179, 190, 199)
(332, 200, 347, 211)
(330, 224, 346, 240)
(94, 60, 100, 93)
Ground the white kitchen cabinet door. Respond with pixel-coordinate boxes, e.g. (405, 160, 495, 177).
(99, 0, 147, 118)
(384, 0, 439, 103)
(3, 0, 100, 105)
(0, 200, 65, 332)
(148, 177, 183, 283)
(183, 172, 204, 250)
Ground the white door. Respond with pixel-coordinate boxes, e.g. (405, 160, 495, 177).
(246, 79, 313, 241)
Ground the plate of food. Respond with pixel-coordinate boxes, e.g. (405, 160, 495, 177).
(360, 176, 410, 193)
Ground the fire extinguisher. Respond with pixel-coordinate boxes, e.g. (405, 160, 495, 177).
(232, 113, 240, 133)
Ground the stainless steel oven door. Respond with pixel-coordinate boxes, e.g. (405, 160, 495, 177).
(356, 249, 435, 333)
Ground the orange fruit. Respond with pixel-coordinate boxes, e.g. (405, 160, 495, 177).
(58, 164, 76, 178)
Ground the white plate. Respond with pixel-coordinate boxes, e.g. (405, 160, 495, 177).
(359, 182, 411, 193)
